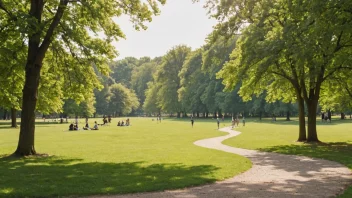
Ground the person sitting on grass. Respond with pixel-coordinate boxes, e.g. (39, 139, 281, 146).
(117, 121, 121, 126)
(83, 123, 90, 130)
(73, 123, 79, 130)
(92, 121, 99, 130)
(69, 123, 74, 131)
(121, 121, 125, 126)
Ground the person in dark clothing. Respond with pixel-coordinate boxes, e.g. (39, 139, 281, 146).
(191, 116, 194, 127)
(217, 118, 220, 129)
(83, 123, 90, 130)
(74, 123, 79, 130)
(69, 123, 74, 131)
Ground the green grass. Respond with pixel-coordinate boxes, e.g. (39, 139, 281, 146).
(0, 118, 251, 197)
(222, 117, 352, 197)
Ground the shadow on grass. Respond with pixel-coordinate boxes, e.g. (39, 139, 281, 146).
(259, 142, 352, 169)
(0, 121, 66, 130)
(0, 155, 218, 197)
(258, 142, 352, 197)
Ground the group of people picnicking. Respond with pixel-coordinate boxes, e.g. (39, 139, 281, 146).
(68, 115, 131, 131)
(69, 121, 99, 131)
(117, 118, 130, 126)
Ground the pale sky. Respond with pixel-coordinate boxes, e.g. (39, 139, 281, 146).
(113, 0, 217, 60)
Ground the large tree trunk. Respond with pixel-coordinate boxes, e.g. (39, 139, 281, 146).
(297, 95, 307, 141)
(196, 112, 199, 118)
(341, 113, 345, 119)
(307, 99, 319, 142)
(11, 108, 17, 128)
(3, 109, 7, 120)
(14, 0, 68, 156)
(259, 111, 262, 120)
(15, 62, 41, 156)
(177, 112, 180, 118)
(286, 111, 290, 121)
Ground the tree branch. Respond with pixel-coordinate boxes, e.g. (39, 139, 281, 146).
(323, 64, 352, 81)
(0, 0, 12, 17)
(38, 0, 69, 60)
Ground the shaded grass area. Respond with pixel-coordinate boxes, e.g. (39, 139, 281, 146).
(0, 156, 218, 197)
(0, 118, 251, 197)
(223, 118, 352, 197)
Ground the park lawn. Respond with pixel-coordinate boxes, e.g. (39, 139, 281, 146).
(0, 118, 251, 197)
(222, 118, 352, 198)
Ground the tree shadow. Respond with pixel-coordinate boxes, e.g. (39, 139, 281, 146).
(258, 142, 352, 169)
(0, 121, 65, 130)
(0, 155, 219, 197)
(239, 142, 352, 197)
(250, 142, 352, 197)
(163, 178, 352, 198)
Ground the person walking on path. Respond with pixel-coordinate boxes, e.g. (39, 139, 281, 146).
(191, 116, 194, 128)
(217, 118, 220, 129)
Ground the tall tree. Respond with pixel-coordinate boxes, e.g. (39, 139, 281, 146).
(131, 59, 159, 106)
(178, 49, 207, 117)
(143, 81, 161, 115)
(155, 45, 191, 117)
(209, 0, 352, 142)
(110, 57, 139, 89)
(0, 0, 166, 155)
(109, 83, 139, 116)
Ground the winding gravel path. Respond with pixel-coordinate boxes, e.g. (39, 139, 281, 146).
(91, 127, 352, 198)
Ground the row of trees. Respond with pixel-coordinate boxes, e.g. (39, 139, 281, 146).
(1, 0, 351, 155)
(204, 0, 352, 142)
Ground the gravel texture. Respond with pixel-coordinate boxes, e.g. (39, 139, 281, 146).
(88, 127, 352, 198)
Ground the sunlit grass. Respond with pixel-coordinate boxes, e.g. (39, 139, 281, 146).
(223, 117, 352, 197)
(0, 118, 251, 197)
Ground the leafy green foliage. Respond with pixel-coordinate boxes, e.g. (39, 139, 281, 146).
(155, 45, 191, 114)
(109, 83, 139, 116)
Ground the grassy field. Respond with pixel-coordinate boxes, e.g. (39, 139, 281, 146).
(0, 118, 251, 197)
(223, 117, 352, 197)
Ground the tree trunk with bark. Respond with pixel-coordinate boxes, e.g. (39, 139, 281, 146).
(15, 0, 68, 156)
(296, 95, 307, 142)
(306, 99, 319, 142)
(3, 110, 7, 120)
(341, 113, 345, 119)
(196, 112, 199, 118)
(259, 111, 262, 120)
(11, 108, 17, 128)
(177, 112, 180, 118)
(15, 60, 42, 156)
(286, 111, 290, 121)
